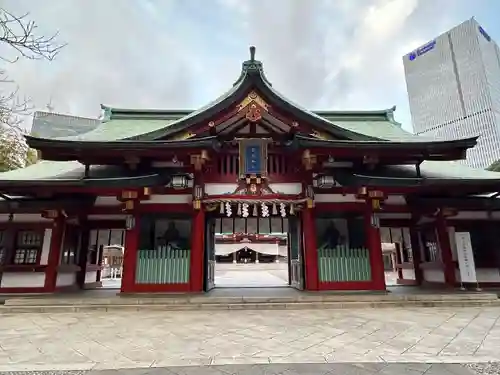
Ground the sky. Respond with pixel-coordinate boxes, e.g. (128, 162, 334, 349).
(1, 0, 500, 132)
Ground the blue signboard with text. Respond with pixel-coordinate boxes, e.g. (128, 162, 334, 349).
(244, 144, 262, 174)
(239, 139, 268, 177)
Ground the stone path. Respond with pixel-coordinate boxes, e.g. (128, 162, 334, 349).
(0, 307, 499, 371)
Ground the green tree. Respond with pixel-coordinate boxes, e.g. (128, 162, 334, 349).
(487, 159, 500, 172)
(0, 129, 34, 172)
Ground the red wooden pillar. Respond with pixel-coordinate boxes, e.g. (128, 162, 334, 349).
(44, 216, 65, 292)
(409, 227, 423, 285)
(190, 208, 205, 292)
(302, 205, 319, 291)
(436, 213, 455, 287)
(365, 210, 386, 290)
(120, 214, 140, 293)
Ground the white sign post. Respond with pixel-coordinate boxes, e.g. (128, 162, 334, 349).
(454, 232, 480, 291)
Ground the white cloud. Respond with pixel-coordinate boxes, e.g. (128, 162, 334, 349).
(0, 0, 481, 132)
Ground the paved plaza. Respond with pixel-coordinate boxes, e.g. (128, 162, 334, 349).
(100, 265, 399, 289)
(215, 263, 289, 287)
(0, 306, 499, 373)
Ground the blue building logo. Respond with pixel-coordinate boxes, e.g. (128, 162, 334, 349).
(408, 40, 436, 61)
(479, 26, 491, 42)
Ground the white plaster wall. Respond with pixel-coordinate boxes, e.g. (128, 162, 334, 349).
(453, 211, 489, 220)
(0, 273, 46, 288)
(142, 194, 191, 204)
(0, 214, 51, 222)
(56, 273, 76, 287)
(85, 271, 98, 284)
(384, 195, 407, 205)
(315, 194, 363, 203)
(95, 196, 121, 206)
(423, 268, 445, 283)
(402, 268, 416, 280)
(205, 183, 238, 195)
(269, 183, 302, 195)
(39, 228, 52, 265)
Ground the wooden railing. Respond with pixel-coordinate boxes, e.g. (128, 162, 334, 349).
(135, 248, 190, 284)
(318, 246, 371, 282)
(207, 153, 301, 182)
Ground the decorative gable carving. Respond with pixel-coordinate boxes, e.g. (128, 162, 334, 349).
(237, 91, 269, 123)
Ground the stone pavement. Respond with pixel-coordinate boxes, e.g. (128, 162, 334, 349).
(215, 263, 289, 287)
(0, 363, 497, 374)
(0, 307, 499, 372)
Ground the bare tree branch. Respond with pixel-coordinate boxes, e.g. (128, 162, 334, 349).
(0, 8, 66, 62)
(0, 7, 65, 144)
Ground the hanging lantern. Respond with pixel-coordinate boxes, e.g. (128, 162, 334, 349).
(171, 175, 188, 189)
(237, 203, 242, 216)
(289, 203, 295, 215)
(220, 202, 225, 214)
(272, 203, 277, 216)
(252, 204, 258, 216)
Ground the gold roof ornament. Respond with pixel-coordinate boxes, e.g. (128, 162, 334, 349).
(237, 91, 269, 112)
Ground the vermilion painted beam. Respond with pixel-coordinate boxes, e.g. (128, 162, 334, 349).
(364, 206, 386, 291)
(120, 213, 140, 293)
(190, 208, 205, 292)
(302, 206, 319, 291)
(44, 217, 65, 292)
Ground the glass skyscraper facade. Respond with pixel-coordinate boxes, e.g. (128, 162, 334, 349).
(403, 18, 500, 169)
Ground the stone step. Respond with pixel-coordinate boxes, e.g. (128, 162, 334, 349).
(4, 292, 498, 306)
(2, 298, 499, 314)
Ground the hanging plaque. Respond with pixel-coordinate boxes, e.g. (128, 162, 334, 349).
(238, 139, 268, 178)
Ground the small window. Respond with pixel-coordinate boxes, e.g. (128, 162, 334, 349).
(13, 230, 43, 265)
(13, 249, 39, 264)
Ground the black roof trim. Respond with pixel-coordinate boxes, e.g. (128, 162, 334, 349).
(294, 134, 478, 151)
(25, 135, 218, 150)
(350, 174, 500, 187)
(0, 173, 172, 189)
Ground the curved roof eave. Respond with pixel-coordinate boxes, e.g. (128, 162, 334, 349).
(294, 134, 478, 149)
(25, 135, 218, 150)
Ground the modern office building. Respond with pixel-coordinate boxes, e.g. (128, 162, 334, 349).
(31, 111, 100, 139)
(403, 18, 500, 169)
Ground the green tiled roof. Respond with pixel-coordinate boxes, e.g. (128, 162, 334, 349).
(58, 119, 176, 142)
(419, 160, 500, 179)
(326, 120, 437, 142)
(0, 160, 82, 180)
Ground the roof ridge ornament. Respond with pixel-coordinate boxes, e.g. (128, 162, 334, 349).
(233, 45, 273, 87)
(249, 46, 256, 61)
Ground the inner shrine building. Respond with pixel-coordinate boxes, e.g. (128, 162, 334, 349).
(1, 46, 500, 294)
